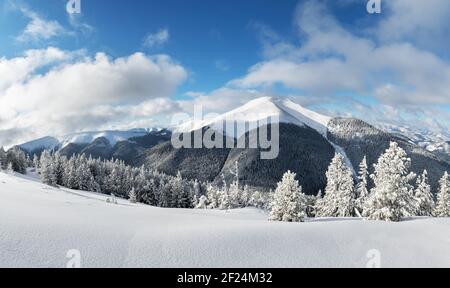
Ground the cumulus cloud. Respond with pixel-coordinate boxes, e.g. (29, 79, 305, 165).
(16, 7, 68, 42)
(181, 88, 270, 114)
(232, 1, 450, 107)
(0, 49, 187, 147)
(377, 0, 450, 50)
(143, 28, 170, 48)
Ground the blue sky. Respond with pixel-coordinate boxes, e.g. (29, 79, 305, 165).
(0, 0, 449, 146)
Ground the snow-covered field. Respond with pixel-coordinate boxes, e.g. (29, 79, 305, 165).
(1, 171, 450, 268)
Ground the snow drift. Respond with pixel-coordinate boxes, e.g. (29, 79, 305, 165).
(1, 171, 450, 268)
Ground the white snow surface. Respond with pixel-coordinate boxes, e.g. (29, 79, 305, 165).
(1, 171, 450, 268)
(177, 97, 331, 137)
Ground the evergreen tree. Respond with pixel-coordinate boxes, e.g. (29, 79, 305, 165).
(414, 170, 434, 216)
(269, 171, 307, 222)
(129, 187, 137, 203)
(435, 172, 450, 217)
(196, 195, 208, 209)
(7, 162, 14, 174)
(249, 191, 265, 209)
(206, 184, 221, 209)
(363, 142, 416, 222)
(355, 156, 369, 214)
(0, 147, 6, 170)
(64, 156, 78, 189)
(218, 175, 231, 210)
(40, 150, 57, 186)
(316, 153, 356, 217)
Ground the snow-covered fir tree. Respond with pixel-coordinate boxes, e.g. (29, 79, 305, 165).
(435, 172, 450, 217)
(7, 162, 14, 174)
(414, 170, 434, 216)
(196, 195, 208, 209)
(129, 187, 137, 203)
(363, 142, 417, 222)
(355, 156, 369, 215)
(39, 150, 57, 186)
(4, 147, 28, 174)
(269, 171, 307, 222)
(249, 191, 265, 209)
(316, 153, 356, 217)
(0, 147, 6, 170)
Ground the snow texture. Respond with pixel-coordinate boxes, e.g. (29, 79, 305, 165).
(1, 171, 450, 268)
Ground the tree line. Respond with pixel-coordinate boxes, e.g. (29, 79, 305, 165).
(269, 142, 450, 222)
(2, 142, 449, 222)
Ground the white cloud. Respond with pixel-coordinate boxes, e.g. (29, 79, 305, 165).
(231, 0, 450, 107)
(143, 28, 170, 48)
(0, 47, 71, 91)
(16, 7, 68, 42)
(181, 88, 267, 114)
(377, 0, 450, 49)
(0, 49, 187, 147)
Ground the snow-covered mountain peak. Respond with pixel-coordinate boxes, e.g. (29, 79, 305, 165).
(177, 96, 331, 137)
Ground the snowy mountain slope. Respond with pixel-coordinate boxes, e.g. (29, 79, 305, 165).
(59, 129, 153, 148)
(17, 128, 160, 153)
(175, 96, 355, 172)
(378, 123, 450, 157)
(1, 171, 450, 268)
(177, 96, 331, 137)
(18, 136, 60, 153)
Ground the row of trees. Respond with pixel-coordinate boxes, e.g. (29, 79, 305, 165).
(36, 151, 269, 210)
(0, 147, 29, 174)
(269, 142, 450, 222)
(5, 141, 450, 223)
(37, 151, 203, 208)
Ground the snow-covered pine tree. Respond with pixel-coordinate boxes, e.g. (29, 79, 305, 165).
(39, 150, 57, 186)
(363, 142, 416, 222)
(434, 172, 450, 217)
(316, 153, 356, 217)
(414, 170, 434, 216)
(206, 184, 221, 209)
(129, 187, 137, 203)
(63, 156, 78, 189)
(32, 154, 40, 170)
(196, 195, 208, 209)
(269, 171, 307, 222)
(355, 156, 369, 215)
(249, 191, 264, 209)
(7, 162, 14, 174)
(191, 180, 201, 207)
(0, 147, 6, 170)
(218, 174, 231, 210)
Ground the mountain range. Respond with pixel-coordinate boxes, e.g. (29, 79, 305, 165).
(15, 97, 450, 195)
